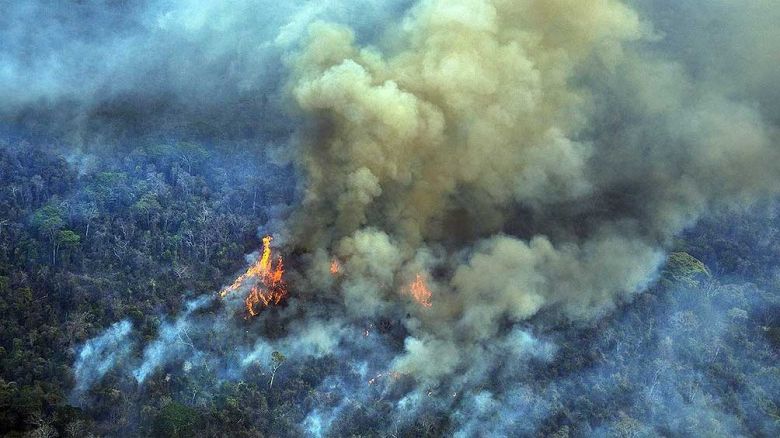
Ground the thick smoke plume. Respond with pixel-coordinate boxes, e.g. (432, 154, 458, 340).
(287, 0, 778, 389)
(37, 0, 780, 435)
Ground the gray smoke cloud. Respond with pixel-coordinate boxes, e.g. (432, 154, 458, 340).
(53, 0, 780, 435)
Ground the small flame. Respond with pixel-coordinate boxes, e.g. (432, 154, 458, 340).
(220, 235, 288, 317)
(405, 273, 432, 308)
(330, 258, 342, 276)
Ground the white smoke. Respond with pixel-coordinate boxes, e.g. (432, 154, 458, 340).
(72, 320, 133, 398)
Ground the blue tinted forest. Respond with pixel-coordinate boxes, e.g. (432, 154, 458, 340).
(1, 142, 778, 437)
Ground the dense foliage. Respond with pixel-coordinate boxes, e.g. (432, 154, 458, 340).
(0, 143, 778, 437)
(0, 142, 287, 436)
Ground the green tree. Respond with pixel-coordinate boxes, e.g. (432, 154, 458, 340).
(661, 251, 711, 287)
(133, 192, 162, 228)
(269, 351, 286, 389)
(32, 204, 64, 264)
(152, 402, 199, 438)
(56, 229, 80, 265)
(177, 142, 209, 174)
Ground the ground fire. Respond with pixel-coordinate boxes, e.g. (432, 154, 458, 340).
(220, 235, 288, 317)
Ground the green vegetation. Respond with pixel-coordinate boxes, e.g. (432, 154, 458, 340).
(661, 251, 711, 287)
(153, 401, 200, 437)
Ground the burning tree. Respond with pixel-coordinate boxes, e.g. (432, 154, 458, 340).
(220, 235, 288, 317)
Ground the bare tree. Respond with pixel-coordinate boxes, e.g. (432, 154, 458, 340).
(269, 351, 286, 389)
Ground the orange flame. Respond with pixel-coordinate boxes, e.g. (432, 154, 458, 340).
(244, 283, 286, 317)
(220, 235, 288, 316)
(406, 273, 433, 308)
(330, 258, 342, 276)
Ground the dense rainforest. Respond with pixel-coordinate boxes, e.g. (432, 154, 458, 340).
(0, 142, 778, 437)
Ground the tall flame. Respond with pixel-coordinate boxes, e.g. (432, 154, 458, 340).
(406, 273, 433, 308)
(220, 235, 288, 317)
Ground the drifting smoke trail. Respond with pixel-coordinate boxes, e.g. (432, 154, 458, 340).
(72, 320, 133, 398)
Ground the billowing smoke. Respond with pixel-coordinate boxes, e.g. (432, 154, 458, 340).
(43, 0, 780, 435)
(285, 0, 778, 396)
